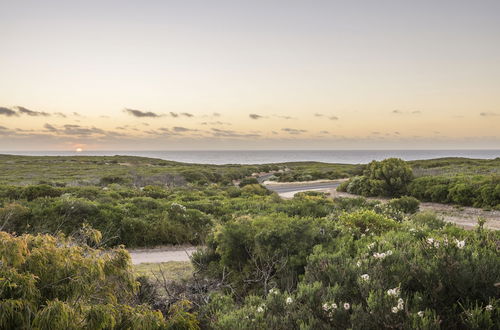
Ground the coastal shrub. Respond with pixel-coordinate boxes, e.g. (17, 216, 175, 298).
(409, 211, 446, 230)
(194, 215, 336, 295)
(386, 196, 420, 214)
(203, 222, 500, 329)
(20, 184, 62, 201)
(241, 184, 270, 196)
(408, 175, 500, 208)
(0, 230, 199, 329)
(364, 158, 413, 197)
(99, 175, 130, 186)
(239, 177, 259, 187)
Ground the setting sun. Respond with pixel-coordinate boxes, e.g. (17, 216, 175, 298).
(75, 148, 83, 152)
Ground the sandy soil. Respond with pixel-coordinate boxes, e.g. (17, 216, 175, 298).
(263, 179, 348, 186)
(325, 189, 499, 230)
(128, 246, 197, 264)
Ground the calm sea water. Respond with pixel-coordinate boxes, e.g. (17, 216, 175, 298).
(3, 150, 499, 165)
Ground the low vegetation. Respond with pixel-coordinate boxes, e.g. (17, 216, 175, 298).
(339, 158, 500, 209)
(0, 154, 498, 329)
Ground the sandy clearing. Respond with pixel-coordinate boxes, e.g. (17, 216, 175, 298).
(263, 179, 348, 186)
(276, 186, 500, 230)
(128, 246, 197, 265)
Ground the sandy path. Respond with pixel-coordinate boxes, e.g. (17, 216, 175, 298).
(128, 246, 197, 265)
(275, 186, 500, 230)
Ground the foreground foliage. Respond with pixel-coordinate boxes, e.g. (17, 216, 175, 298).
(194, 199, 499, 329)
(0, 229, 198, 330)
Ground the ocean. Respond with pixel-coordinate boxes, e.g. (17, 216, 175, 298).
(3, 150, 499, 165)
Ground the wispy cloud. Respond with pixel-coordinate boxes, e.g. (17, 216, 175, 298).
(282, 128, 307, 135)
(274, 115, 295, 120)
(15, 106, 50, 117)
(173, 126, 197, 132)
(211, 128, 260, 138)
(44, 123, 58, 132)
(43, 123, 124, 137)
(200, 121, 231, 126)
(392, 109, 421, 115)
(314, 113, 338, 120)
(0, 107, 19, 117)
(480, 112, 499, 117)
(249, 114, 264, 120)
(124, 108, 161, 118)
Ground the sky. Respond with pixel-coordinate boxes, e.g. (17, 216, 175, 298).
(0, 0, 499, 151)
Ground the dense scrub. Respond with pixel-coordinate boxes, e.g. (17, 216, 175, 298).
(339, 158, 500, 209)
(0, 229, 198, 329)
(1, 155, 499, 328)
(193, 197, 499, 329)
(0, 154, 281, 186)
(408, 175, 500, 209)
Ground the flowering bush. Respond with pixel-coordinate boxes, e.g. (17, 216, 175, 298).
(199, 208, 500, 329)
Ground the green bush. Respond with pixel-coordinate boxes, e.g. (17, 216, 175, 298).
(239, 177, 259, 187)
(0, 231, 199, 329)
(387, 196, 420, 214)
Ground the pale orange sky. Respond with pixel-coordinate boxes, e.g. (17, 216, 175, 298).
(0, 0, 499, 150)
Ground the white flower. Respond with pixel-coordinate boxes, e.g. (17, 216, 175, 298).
(387, 287, 400, 297)
(485, 304, 493, 311)
(268, 288, 279, 295)
(417, 311, 424, 317)
(322, 303, 330, 311)
(427, 238, 434, 245)
(392, 306, 399, 313)
(360, 274, 370, 281)
(373, 252, 387, 259)
(386, 250, 393, 256)
(331, 303, 338, 309)
(286, 297, 293, 305)
(344, 303, 350, 310)
(368, 243, 375, 249)
(397, 298, 404, 310)
(361, 234, 366, 237)
(455, 239, 465, 249)
(256, 306, 264, 313)
(434, 241, 440, 248)
(356, 261, 362, 267)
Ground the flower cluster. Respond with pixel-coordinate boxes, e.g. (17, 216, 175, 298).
(426, 238, 439, 248)
(268, 288, 279, 295)
(322, 301, 350, 318)
(256, 304, 265, 313)
(286, 297, 293, 305)
(322, 302, 338, 312)
(390, 299, 404, 313)
(373, 250, 393, 259)
(426, 237, 465, 249)
(386, 287, 400, 297)
(455, 239, 465, 249)
(360, 274, 370, 282)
